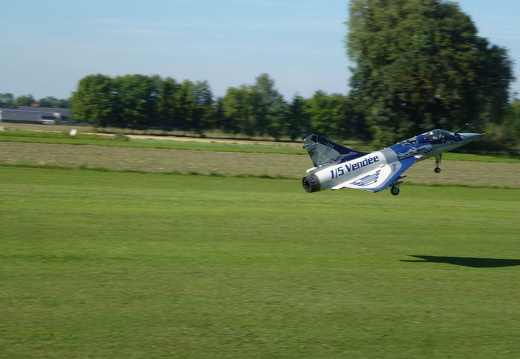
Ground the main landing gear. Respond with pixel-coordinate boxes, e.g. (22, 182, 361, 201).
(390, 176, 406, 196)
(434, 154, 442, 173)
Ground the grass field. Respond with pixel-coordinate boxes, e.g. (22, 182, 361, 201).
(1, 141, 519, 190)
(1, 166, 519, 358)
(0, 129, 306, 155)
(2, 124, 519, 161)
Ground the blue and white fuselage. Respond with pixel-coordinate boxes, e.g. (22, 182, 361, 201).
(302, 129, 483, 195)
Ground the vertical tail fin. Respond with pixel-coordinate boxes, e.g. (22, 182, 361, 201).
(302, 133, 367, 168)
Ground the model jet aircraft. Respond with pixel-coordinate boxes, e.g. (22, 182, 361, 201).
(301, 126, 484, 195)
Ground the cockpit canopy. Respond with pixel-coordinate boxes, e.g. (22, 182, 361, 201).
(423, 129, 453, 141)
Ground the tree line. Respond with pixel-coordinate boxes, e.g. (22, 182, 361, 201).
(4, 68, 518, 150)
(68, 73, 370, 142)
(0, 94, 69, 109)
(69, 70, 519, 150)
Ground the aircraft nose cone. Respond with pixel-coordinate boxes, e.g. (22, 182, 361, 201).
(459, 132, 485, 143)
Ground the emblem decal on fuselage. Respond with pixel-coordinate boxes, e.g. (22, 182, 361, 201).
(350, 170, 381, 187)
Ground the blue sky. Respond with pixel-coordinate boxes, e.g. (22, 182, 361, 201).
(2, 0, 519, 100)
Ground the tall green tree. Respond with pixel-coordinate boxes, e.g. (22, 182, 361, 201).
(38, 96, 70, 108)
(156, 77, 180, 131)
(307, 91, 352, 138)
(252, 73, 286, 139)
(346, 0, 515, 146)
(111, 75, 159, 130)
(16, 94, 36, 107)
(191, 81, 214, 135)
(213, 97, 227, 133)
(0, 93, 16, 108)
(497, 99, 520, 149)
(286, 95, 311, 141)
(70, 74, 115, 128)
(175, 80, 196, 133)
(222, 85, 257, 137)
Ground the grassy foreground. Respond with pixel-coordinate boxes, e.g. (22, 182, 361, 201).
(1, 166, 519, 358)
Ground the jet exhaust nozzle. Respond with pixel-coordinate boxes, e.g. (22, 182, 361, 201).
(302, 174, 321, 193)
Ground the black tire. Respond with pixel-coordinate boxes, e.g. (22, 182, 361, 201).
(434, 167, 441, 173)
(390, 187, 400, 196)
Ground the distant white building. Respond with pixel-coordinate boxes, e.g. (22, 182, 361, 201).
(0, 107, 69, 125)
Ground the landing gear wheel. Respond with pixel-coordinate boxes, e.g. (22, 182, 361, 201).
(434, 155, 442, 174)
(390, 187, 400, 196)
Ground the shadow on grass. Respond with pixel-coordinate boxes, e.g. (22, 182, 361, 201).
(401, 255, 520, 268)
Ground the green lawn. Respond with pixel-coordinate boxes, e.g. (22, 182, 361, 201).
(0, 130, 306, 155)
(1, 166, 519, 358)
(1, 129, 518, 161)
